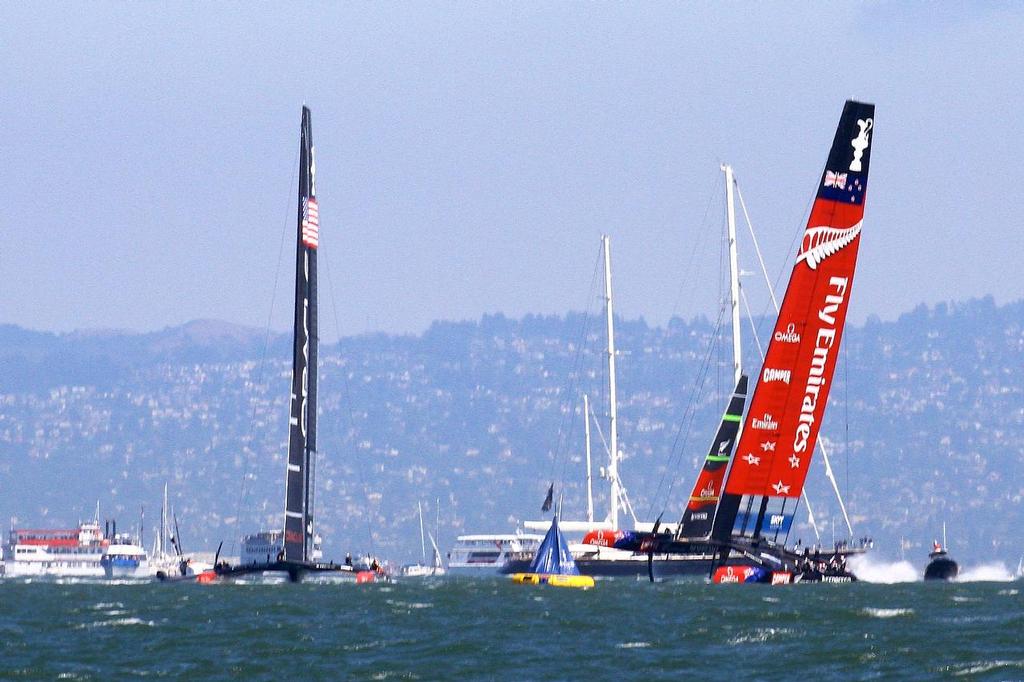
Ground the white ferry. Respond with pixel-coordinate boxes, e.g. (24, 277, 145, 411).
(4, 522, 110, 578)
(447, 532, 544, 575)
(100, 539, 149, 579)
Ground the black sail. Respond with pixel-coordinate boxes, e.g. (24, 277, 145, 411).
(677, 375, 748, 539)
(284, 106, 320, 562)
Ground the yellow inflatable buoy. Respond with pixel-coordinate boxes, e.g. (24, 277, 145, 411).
(510, 573, 594, 589)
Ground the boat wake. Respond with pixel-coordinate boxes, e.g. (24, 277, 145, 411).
(861, 607, 913, 618)
(955, 562, 1015, 583)
(847, 555, 918, 583)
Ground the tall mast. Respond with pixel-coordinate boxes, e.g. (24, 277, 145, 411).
(602, 235, 620, 532)
(583, 393, 594, 525)
(418, 501, 426, 564)
(160, 483, 167, 556)
(283, 106, 320, 563)
(722, 164, 742, 386)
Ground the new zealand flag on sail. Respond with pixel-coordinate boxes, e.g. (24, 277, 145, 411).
(820, 171, 866, 205)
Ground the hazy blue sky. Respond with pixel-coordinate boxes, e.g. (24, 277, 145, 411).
(2, 3, 1022, 337)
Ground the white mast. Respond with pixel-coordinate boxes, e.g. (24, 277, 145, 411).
(722, 164, 742, 387)
(435, 498, 442, 569)
(160, 483, 168, 556)
(603, 235, 620, 532)
(584, 393, 594, 525)
(417, 501, 426, 564)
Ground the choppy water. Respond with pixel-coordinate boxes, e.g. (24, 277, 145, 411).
(1, 576, 1022, 680)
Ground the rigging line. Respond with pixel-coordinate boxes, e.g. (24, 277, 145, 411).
(548, 246, 603, 490)
(231, 141, 300, 557)
(557, 270, 601, 486)
(321, 245, 377, 554)
(669, 174, 722, 320)
(734, 172, 809, 336)
(740, 287, 766, 360)
(550, 246, 603, 498)
(657, 314, 723, 517)
(844, 332, 850, 521)
(643, 305, 727, 519)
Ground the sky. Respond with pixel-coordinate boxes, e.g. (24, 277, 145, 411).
(2, 3, 1022, 338)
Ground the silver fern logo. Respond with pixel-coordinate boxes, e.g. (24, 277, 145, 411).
(796, 221, 862, 270)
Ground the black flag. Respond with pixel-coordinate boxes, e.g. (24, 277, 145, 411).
(541, 483, 554, 512)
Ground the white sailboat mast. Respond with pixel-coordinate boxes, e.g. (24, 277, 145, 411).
(417, 501, 426, 564)
(722, 164, 742, 387)
(161, 482, 168, 556)
(603, 235, 620, 532)
(584, 393, 594, 525)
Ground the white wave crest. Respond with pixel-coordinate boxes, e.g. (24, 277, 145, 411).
(956, 562, 1015, 583)
(729, 627, 793, 644)
(861, 607, 913, 618)
(617, 642, 652, 649)
(848, 555, 918, 583)
(76, 617, 156, 629)
(950, 659, 1024, 677)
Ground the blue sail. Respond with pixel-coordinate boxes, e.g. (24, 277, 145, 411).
(528, 516, 580, 576)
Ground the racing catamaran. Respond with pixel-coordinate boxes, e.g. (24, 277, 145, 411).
(634, 100, 877, 584)
(160, 107, 358, 583)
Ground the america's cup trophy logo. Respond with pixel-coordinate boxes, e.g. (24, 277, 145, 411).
(849, 118, 873, 172)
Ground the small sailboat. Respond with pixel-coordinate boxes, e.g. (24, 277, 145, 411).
(511, 516, 594, 589)
(511, 237, 707, 578)
(924, 524, 958, 581)
(401, 502, 446, 577)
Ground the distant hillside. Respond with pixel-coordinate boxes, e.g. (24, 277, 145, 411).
(1, 296, 1022, 567)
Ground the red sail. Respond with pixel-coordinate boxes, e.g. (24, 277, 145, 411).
(724, 100, 875, 499)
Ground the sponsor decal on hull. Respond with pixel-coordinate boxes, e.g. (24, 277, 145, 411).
(712, 565, 768, 584)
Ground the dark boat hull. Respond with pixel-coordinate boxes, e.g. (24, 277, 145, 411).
(924, 556, 959, 581)
(158, 560, 359, 583)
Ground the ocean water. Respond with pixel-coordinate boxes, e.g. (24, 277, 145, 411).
(1, 575, 1022, 680)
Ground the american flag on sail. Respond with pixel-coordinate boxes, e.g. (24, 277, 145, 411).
(302, 197, 319, 249)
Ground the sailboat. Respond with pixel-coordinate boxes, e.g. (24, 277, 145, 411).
(511, 515, 595, 589)
(401, 502, 446, 577)
(505, 236, 718, 578)
(634, 100, 877, 584)
(161, 107, 360, 584)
